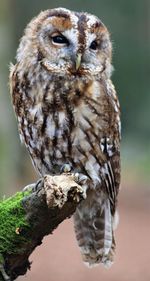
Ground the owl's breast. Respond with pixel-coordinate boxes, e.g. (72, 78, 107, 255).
(17, 72, 119, 177)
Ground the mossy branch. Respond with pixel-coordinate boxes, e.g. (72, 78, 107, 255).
(0, 174, 86, 281)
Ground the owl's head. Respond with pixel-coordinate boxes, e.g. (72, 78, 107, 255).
(17, 8, 112, 78)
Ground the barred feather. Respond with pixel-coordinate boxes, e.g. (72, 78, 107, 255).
(74, 190, 116, 267)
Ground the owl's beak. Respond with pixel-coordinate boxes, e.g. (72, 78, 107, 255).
(76, 53, 82, 71)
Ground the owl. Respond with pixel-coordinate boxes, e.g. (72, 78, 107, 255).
(10, 8, 121, 267)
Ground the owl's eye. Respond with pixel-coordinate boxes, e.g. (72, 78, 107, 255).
(90, 40, 98, 50)
(51, 34, 69, 46)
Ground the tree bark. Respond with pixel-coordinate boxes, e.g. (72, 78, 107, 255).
(0, 174, 86, 281)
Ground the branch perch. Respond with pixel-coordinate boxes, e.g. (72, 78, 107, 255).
(0, 174, 86, 281)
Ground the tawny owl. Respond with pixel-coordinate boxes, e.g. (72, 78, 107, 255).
(10, 8, 121, 267)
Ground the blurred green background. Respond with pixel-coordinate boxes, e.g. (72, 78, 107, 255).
(0, 1, 150, 281)
(0, 0, 149, 196)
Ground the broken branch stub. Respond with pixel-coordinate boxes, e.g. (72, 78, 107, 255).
(0, 173, 86, 281)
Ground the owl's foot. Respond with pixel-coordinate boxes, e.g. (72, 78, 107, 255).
(74, 173, 88, 185)
(60, 163, 72, 174)
(74, 173, 88, 199)
(61, 165, 88, 199)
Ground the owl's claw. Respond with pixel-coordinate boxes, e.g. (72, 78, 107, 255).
(60, 163, 72, 174)
(74, 173, 88, 185)
(23, 178, 44, 192)
(34, 178, 44, 191)
(74, 173, 88, 199)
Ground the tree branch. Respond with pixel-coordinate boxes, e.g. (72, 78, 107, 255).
(0, 174, 86, 281)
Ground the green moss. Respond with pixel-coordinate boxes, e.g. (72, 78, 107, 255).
(0, 191, 31, 255)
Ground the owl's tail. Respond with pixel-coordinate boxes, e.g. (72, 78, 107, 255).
(73, 191, 117, 267)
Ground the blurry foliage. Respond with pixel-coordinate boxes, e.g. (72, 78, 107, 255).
(0, 0, 149, 195)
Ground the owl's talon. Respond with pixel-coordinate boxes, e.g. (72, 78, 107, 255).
(23, 178, 44, 193)
(34, 178, 44, 191)
(61, 163, 72, 174)
(74, 173, 88, 185)
(74, 173, 88, 199)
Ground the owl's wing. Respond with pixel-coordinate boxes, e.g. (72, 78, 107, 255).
(100, 137, 121, 213)
(74, 140, 120, 267)
(9, 63, 25, 143)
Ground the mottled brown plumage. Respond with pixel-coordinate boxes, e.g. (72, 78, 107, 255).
(10, 8, 121, 267)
